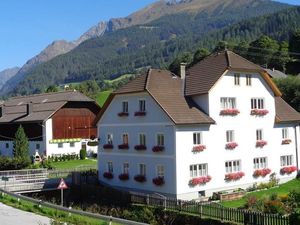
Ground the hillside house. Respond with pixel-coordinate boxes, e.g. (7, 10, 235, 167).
(0, 91, 100, 158)
(96, 51, 300, 200)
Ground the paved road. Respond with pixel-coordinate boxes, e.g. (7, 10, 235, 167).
(0, 202, 51, 225)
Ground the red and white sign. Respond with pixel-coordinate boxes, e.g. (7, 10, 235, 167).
(57, 178, 68, 189)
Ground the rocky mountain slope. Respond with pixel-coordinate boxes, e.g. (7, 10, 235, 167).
(0, 67, 20, 91)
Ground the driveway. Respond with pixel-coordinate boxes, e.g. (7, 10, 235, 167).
(0, 202, 51, 225)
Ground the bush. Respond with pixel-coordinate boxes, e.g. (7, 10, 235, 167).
(79, 149, 87, 160)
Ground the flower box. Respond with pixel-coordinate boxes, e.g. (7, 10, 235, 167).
(225, 172, 245, 181)
(250, 109, 269, 116)
(118, 112, 129, 117)
(282, 139, 292, 145)
(225, 142, 238, 150)
(103, 144, 113, 149)
(280, 166, 297, 174)
(134, 174, 146, 183)
(192, 145, 206, 152)
(118, 144, 129, 149)
(152, 177, 165, 186)
(118, 173, 129, 180)
(218, 190, 246, 201)
(253, 168, 271, 177)
(256, 140, 267, 147)
(134, 145, 147, 151)
(152, 146, 165, 152)
(103, 172, 113, 179)
(220, 109, 240, 116)
(189, 175, 211, 186)
(134, 111, 146, 116)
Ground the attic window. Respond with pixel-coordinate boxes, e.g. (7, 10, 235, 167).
(42, 99, 48, 103)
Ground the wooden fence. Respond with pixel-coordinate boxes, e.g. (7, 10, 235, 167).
(130, 193, 290, 225)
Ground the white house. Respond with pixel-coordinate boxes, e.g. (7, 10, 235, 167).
(96, 51, 300, 200)
(0, 91, 100, 158)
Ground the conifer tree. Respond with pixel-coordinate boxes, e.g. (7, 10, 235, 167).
(13, 125, 29, 159)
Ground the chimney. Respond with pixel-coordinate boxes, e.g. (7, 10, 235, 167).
(26, 102, 33, 115)
(0, 105, 4, 118)
(180, 63, 187, 80)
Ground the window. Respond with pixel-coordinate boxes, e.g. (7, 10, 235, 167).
(193, 132, 202, 145)
(122, 133, 128, 144)
(220, 98, 236, 109)
(122, 101, 128, 113)
(253, 157, 267, 169)
(35, 144, 40, 150)
(157, 165, 164, 177)
(251, 98, 265, 109)
(139, 164, 146, 176)
(5, 143, 9, 149)
(70, 142, 75, 147)
(225, 160, 241, 173)
(256, 129, 263, 141)
(190, 164, 208, 178)
(282, 128, 289, 139)
(280, 155, 293, 167)
(58, 143, 63, 148)
(107, 161, 113, 173)
(226, 130, 234, 142)
(246, 74, 252, 86)
(107, 134, 113, 144)
(139, 133, 146, 145)
(234, 73, 240, 85)
(139, 100, 146, 112)
(123, 163, 129, 174)
(157, 134, 164, 146)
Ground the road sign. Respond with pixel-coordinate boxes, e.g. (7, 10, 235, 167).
(57, 178, 68, 189)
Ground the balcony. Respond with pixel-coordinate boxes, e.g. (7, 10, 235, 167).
(250, 109, 269, 116)
(220, 109, 240, 116)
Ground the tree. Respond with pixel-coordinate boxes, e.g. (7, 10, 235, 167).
(213, 41, 228, 52)
(169, 52, 193, 75)
(288, 29, 300, 74)
(13, 125, 29, 160)
(192, 48, 210, 65)
(45, 85, 58, 93)
(269, 41, 290, 72)
(77, 80, 100, 99)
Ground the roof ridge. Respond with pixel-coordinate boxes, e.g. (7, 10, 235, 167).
(9, 90, 77, 100)
(228, 50, 262, 70)
(225, 50, 231, 68)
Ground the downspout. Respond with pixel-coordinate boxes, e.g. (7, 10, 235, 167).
(294, 125, 299, 170)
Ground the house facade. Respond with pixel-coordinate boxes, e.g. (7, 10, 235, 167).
(96, 51, 300, 200)
(0, 91, 100, 158)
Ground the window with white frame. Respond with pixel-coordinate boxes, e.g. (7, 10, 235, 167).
(256, 129, 263, 141)
(226, 130, 235, 142)
(157, 133, 164, 146)
(138, 164, 146, 176)
(225, 160, 241, 173)
(123, 163, 129, 174)
(122, 133, 128, 144)
(253, 157, 267, 169)
(282, 128, 289, 139)
(189, 164, 208, 178)
(107, 161, 113, 173)
(157, 165, 164, 177)
(246, 74, 252, 86)
(70, 142, 75, 147)
(139, 100, 146, 112)
(280, 155, 293, 167)
(139, 133, 146, 145)
(193, 132, 202, 145)
(122, 101, 128, 113)
(5, 143, 9, 149)
(234, 73, 240, 85)
(220, 97, 236, 109)
(107, 133, 113, 144)
(58, 143, 63, 148)
(251, 98, 265, 109)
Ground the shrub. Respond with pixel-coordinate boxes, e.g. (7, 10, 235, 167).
(79, 149, 87, 160)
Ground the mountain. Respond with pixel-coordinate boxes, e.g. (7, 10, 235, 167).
(2, 0, 293, 96)
(0, 67, 20, 91)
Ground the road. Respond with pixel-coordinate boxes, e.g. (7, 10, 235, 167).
(0, 202, 51, 225)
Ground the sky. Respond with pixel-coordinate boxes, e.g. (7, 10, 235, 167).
(0, 0, 299, 72)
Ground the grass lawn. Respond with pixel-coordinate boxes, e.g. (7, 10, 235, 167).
(221, 179, 300, 208)
(104, 74, 133, 84)
(51, 159, 97, 170)
(96, 90, 112, 107)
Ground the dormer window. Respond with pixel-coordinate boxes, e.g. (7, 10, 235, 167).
(234, 73, 240, 86)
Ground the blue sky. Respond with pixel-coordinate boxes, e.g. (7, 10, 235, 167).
(0, 0, 298, 71)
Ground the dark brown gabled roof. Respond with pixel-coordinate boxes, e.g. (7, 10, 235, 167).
(96, 69, 214, 125)
(275, 97, 300, 124)
(185, 50, 281, 96)
(0, 91, 98, 123)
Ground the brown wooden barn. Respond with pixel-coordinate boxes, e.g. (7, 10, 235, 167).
(0, 91, 100, 157)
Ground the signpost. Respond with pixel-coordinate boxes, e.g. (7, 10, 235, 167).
(57, 178, 68, 206)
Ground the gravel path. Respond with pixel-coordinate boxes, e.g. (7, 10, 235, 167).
(0, 202, 51, 225)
